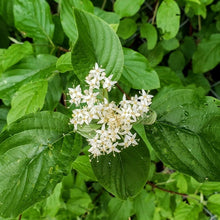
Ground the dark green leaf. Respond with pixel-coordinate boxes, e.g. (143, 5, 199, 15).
(145, 89, 220, 182)
(0, 111, 77, 217)
(117, 18, 137, 40)
(168, 50, 185, 72)
(91, 138, 150, 199)
(0, 106, 9, 133)
(72, 8, 124, 81)
(0, 0, 14, 26)
(156, 0, 180, 40)
(122, 48, 160, 90)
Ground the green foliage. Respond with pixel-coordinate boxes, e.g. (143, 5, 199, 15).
(0, 0, 220, 219)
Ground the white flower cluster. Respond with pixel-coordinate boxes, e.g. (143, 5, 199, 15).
(68, 63, 153, 158)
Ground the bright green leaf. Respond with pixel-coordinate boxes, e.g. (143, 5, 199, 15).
(56, 52, 73, 73)
(207, 194, 220, 216)
(156, 0, 180, 40)
(91, 138, 150, 199)
(14, 0, 54, 45)
(114, 0, 145, 18)
(161, 38, 179, 51)
(193, 34, 220, 73)
(145, 89, 220, 182)
(0, 42, 33, 74)
(7, 80, 48, 124)
(122, 48, 160, 90)
(140, 23, 158, 50)
(0, 106, 9, 133)
(0, 111, 77, 218)
(72, 8, 124, 81)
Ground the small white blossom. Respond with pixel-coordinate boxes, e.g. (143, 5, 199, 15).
(68, 63, 153, 158)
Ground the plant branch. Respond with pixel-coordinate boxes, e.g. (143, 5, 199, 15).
(151, 0, 159, 25)
(115, 83, 131, 100)
(18, 214, 22, 220)
(147, 181, 188, 197)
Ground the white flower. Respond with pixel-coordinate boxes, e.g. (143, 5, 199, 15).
(103, 75, 117, 91)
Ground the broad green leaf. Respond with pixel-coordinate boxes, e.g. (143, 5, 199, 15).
(117, 18, 137, 40)
(0, 18, 10, 49)
(0, 106, 9, 133)
(0, 42, 33, 74)
(7, 80, 48, 124)
(13, 0, 54, 44)
(122, 48, 160, 90)
(0, 54, 57, 100)
(193, 34, 220, 73)
(43, 74, 63, 111)
(140, 23, 158, 50)
(207, 194, 220, 216)
(114, 0, 145, 18)
(168, 50, 185, 72)
(161, 38, 180, 51)
(56, 52, 73, 73)
(91, 138, 150, 199)
(107, 198, 133, 220)
(66, 188, 92, 215)
(72, 8, 124, 81)
(154, 66, 182, 87)
(60, 0, 94, 44)
(145, 89, 220, 182)
(134, 190, 155, 220)
(174, 202, 202, 220)
(180, 36, 196, 61)
(185, 1, 206, 18)
(156, 0, 180, 40)
(0, 0, 14, 26)
(73, 155, 97, 181)
(0, 111, 78, 218)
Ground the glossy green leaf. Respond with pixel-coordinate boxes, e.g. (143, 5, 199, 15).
(107, 198, 133, 220)
(140, 23, 158, 50)
(7, 80, 48, 124)
(72, 8, 124, 81)
(193, 34, 220, 73)
(60, 0, 94, 43)
(156, 0, 180, 40)
(207, 194, 220, 216)
(145, 89, 220, 182)
(122, 48, 160, 90)
(14, 0, 54, 43)
(0, 0, 14, 26)
(0, 54, 57, 100)
(117, 18, 137, 40)
(114, 0, 145, 18)
(0, 42, 33, 74)
(91, 138, 150, 199)
(0, 111, 77, 218)
(56, 52, 73, 73)
(73, 155, 97, 181)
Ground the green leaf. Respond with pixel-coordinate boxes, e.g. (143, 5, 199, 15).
(107, 198, 133, 220)
(73, 155, 97, 181)
(134, 190, 155, 220)
(91, 138, 150, 199)
(56, 52, 73, 73)
(0, 42, 33, 74)
(168, 50, 185, 72)
(174, 202, 202, 220)
(140, 23, 158, 50)
(72, 8, 124, 81)
(13, 0, 54, 44)
(122, 48, 160, 90)
(145, 89, 220, 182)
(0, 106, 9, 133)
(117, 18, 137, 40)
(114, 0, 145, 18)
(161, 38, 180, 51)
(207, 194, 220, 216)
(7, 80, 48, 124)
(0, 0, 14, 26)
(60, 0, 94, 44)
(192, 34, 220, 73)
(156, 0, 180, 40)
(0, 111, 78, 218)
(0, 54, 57, 100)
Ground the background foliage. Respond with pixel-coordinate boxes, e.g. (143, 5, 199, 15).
(0, 0, 220, 219)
